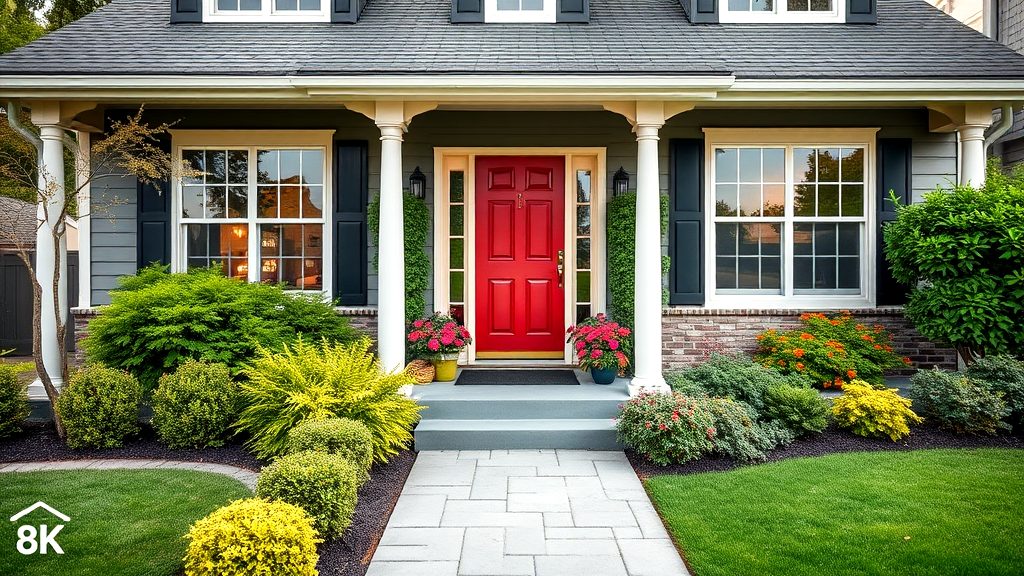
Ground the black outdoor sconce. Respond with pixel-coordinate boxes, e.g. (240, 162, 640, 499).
(409, 166, 427, 199)
(613, 166, 630, 197)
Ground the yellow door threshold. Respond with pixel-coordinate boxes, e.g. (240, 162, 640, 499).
(475, 351, 565, 359)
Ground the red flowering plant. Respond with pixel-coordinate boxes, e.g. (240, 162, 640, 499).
(566, 314, 631, 373)
(614, 392, 716, 465)
(407, 312, 473, 358)
(754, 311, 912, 389)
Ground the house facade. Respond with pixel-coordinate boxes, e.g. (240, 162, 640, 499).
(3, 0, 1023, 398)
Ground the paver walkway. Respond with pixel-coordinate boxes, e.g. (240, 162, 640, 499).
(0, 459, 259, 489)
(367, 450, 689, 576)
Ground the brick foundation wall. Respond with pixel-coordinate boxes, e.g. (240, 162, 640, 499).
(662, 307, 957, 373)
(337, 307, 378, 340)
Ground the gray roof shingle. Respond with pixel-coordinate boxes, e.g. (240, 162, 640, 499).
(1, 0, 1023, 79)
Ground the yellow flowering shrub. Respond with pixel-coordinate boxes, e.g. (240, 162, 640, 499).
(183, 498, 321, 576)
(831, 381, 922, 441)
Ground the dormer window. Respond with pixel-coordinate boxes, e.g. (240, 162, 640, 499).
(485, 0, 556, 22)
(720, 0, 843, 22)
(204, 0, 329, 21)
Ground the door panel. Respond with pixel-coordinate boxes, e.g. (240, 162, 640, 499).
(475, 156, 565, 355)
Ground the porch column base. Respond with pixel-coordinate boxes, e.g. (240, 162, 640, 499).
(628, 375, 670, 397)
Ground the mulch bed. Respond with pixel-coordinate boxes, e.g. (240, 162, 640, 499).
(630, 425, 1024, 479)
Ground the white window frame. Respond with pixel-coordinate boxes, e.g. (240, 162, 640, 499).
(203, 0, 330, 23)
(170, 129, 336, 297)
(703, 128, 879, 310)
(719, 0, 845, 23)
(484, 0, 557, 23)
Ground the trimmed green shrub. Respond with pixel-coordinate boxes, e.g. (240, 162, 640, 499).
(237, 338, 421, 461)
(152, 360, 239, 449)
(909, 369, 1010, 435)
(286, 417, 374, 474)
(183, 498, 320, 576)
(883, 175, 1024, 361)
(83, 265, 358, 392)
(763, 384, 831, 437)
(703, 396, 794, 462)
(369, 191, 430, 322)
(667, 353, 808, 415)
(832, 381, 922, 441)
(607, 191, 670, 327)
(56, 364, 141, 449)
(967, 355, 1024, 428)
(254, 451, 360, 539)
(616, 392, 716, 465)
(0, 363, 30, 439)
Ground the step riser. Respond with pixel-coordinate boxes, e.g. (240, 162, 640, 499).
(419, 399, 621, 420)
(414, 429, 622, 451)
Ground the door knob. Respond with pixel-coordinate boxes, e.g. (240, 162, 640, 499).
(557, 250, 565, 288)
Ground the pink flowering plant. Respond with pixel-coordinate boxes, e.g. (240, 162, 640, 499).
(407, 312, 473, 358)
(566, 314, 631, 372)
(615, 392, 716, 465)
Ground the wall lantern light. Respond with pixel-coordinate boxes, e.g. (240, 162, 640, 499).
(409, 166, 427, 199)
(613, 167, 629, 197)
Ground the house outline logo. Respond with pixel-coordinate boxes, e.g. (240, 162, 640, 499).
(10, 501, 69, 555)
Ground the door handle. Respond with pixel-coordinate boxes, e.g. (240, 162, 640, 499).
(557, 250, 565, 288)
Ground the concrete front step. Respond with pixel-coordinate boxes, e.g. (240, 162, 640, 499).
(414, 418, 622, 451)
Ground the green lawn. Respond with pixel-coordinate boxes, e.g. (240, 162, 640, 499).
(646, 449, 1024, 576)
(0, 469, 251, 576)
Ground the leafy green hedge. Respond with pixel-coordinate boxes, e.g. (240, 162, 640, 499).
(607, 192, 670, 327)
(368, 191, 431, 323)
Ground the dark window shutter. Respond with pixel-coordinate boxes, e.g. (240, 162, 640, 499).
(170, 0, 202, 23)
(556, 0, 589, 22)
(668, 138, 705, 305)
(332, 0, 364, 23)
(333, 141, 369, 305)
(137, 178, 172, 269)
(876, 138, 911, 305)
(846, 0, 876, 24)
(452, 0, 484, 22)
(683, 0, 718, 24)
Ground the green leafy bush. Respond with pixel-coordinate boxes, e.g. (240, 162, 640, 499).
(369, 191, 430, 322)
(966, 355, 1024, 428)
(607, 192, 670, 327)
(616, 392, 716, 465)
(909, 369, 1010, 435)
(152, 360, 239, 449)
(56, 364, 141, 449)
(183, 498, 320, 576)
(763, 384, 831, 437)
(883, 178, 1024, 361)
(831, 381, 922, 441)
(0, 362, 30, 439)
(703, 397, 794, 462)
(237, 338, 421, 461)
(254, 451, 360, 539)
(667, 353, 807, 415)
(755, 312, 910, 388)
(286, 417, 374, 474)
(83, 266, 358, 391)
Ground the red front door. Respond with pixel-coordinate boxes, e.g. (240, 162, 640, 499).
(475, 156, 565, 357)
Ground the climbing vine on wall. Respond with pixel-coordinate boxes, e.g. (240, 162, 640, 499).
(368, 191, 431, 323)
(606, 192, 670, 329)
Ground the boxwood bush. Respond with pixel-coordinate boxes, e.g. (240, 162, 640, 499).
(183, 498, 320, 576)
(0, 363, 30, 439)
(254, 451, 360, 539)
(763, 384, 831, 437)
(56, 364, 141, 449)
(667, 353, 808, 415)
(83, 266, 358, 392)
(966, 355, 1024, 428)
(152, 360, 239, 449)
(286, 417, 374, 475)
(909, 368, 1010, 435)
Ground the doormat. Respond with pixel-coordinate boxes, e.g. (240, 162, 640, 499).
(454, 369, 580, 386)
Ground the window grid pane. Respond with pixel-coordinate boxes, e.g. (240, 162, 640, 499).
(575, 170, 592, 307)
(449, 171, 466, 310)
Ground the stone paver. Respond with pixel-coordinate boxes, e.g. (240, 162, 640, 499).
(368, 450, 689, 576)
(0, 459, 259, 489)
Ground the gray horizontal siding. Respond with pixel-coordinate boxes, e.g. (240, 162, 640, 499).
(89, 170, 138, 305)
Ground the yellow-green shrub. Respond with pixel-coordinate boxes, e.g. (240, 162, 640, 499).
(152, 360, 239, 449)
(832, 381, 922, 441)
(255, 451, 360, 539)
(286, 417, 374, 474)
(183, 498, 320, 576)
(56, 364, 141, 449)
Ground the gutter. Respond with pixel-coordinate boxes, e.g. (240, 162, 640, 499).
(984, 103, 1015, 155)
(6, 100, 42, 166)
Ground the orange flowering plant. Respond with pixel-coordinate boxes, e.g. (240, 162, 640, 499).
(754, 312, 911, 389)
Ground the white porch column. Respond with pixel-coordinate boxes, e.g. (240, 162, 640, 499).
(376, 115, 407, 373)
(958, 123, 988, 187)
(77, 131, 91, 308)
(36, 123, 69, 389)
(630, 107, 670, 396)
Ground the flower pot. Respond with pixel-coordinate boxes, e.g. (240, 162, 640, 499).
(432, 357, 459, 382)
(590, 367, 617, 385)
